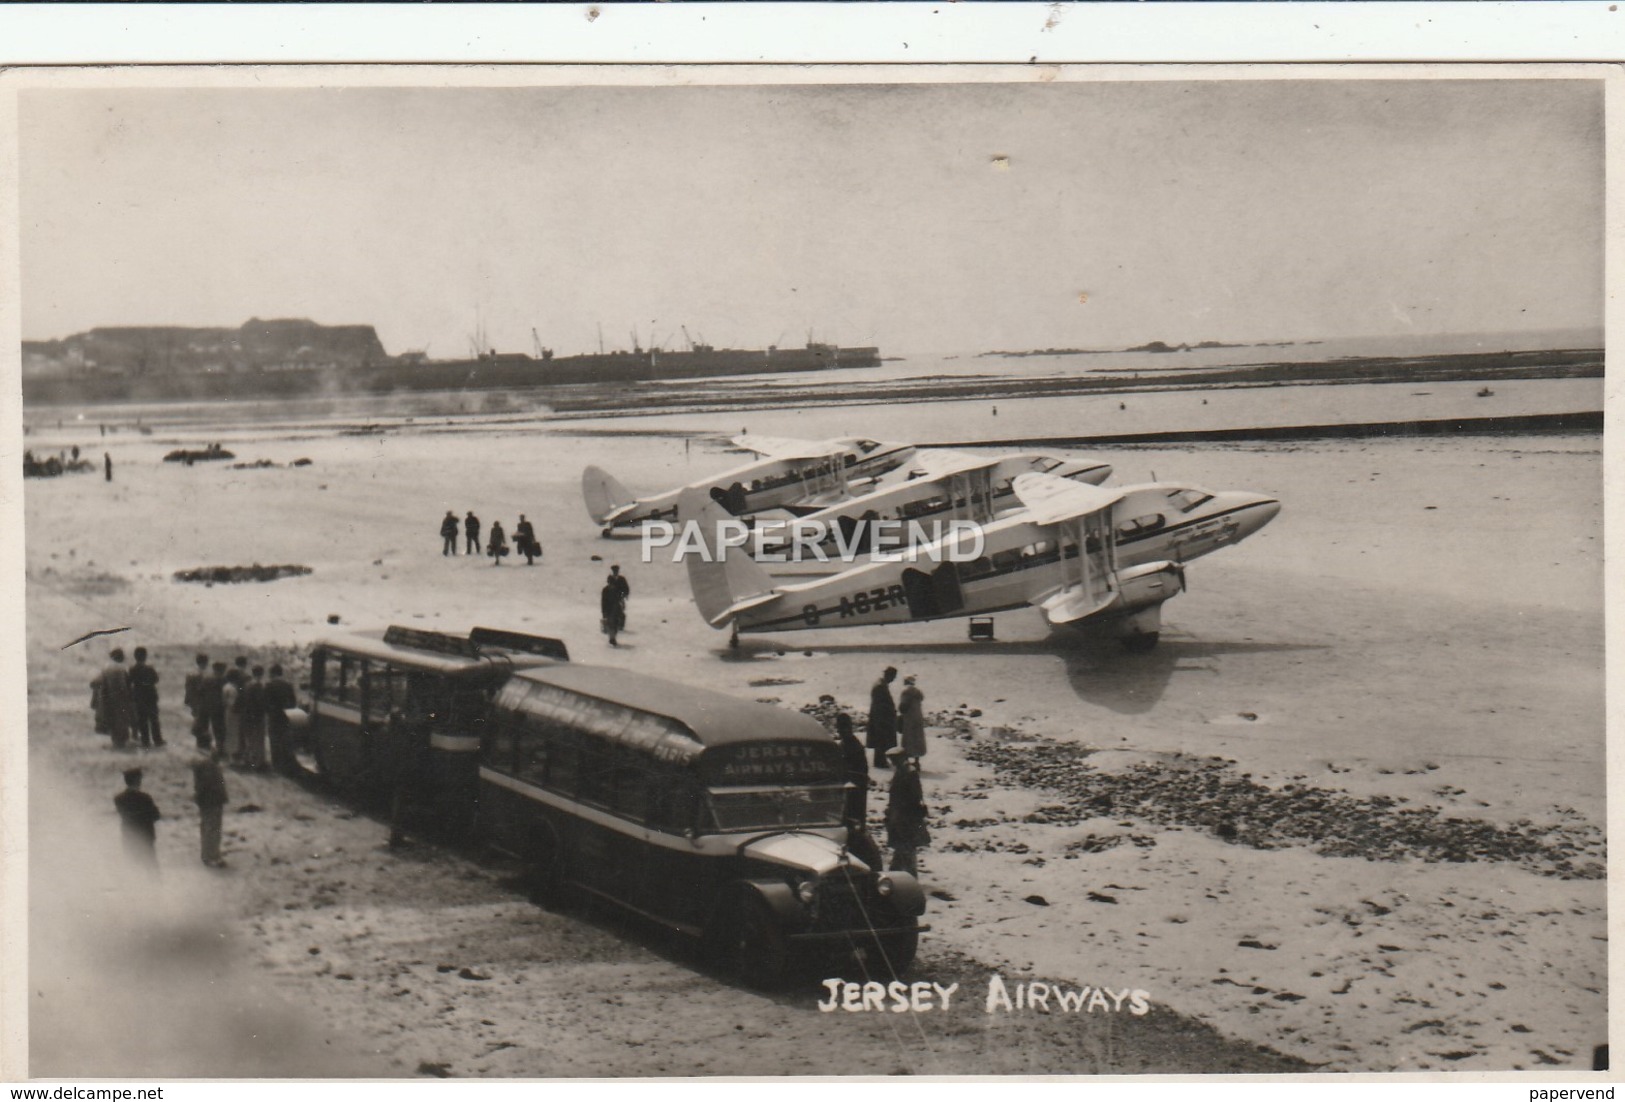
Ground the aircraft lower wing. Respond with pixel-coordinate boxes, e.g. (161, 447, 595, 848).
(1035, 584, 1118, 625)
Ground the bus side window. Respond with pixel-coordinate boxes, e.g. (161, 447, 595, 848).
(323, 654, 359, 708)
(648, 772, 702, 834)
(364, 666, 394, 720)
(513, 716, 548, 788)
(611, 750, 649, 823)
(547, 732, 579, 796)
(577, 741, 613, 808)
(310, 650, 326, 698)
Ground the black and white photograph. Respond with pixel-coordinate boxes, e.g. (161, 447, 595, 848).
(4, 61, 1609, 1080)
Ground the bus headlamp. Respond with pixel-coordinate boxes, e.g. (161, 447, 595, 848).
(876, 876, 894, 897)
(796, 879, 818, 905)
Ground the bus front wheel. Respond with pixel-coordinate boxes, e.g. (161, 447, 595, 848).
(734, 897, 791, 989)
(873, 925, 919, 977)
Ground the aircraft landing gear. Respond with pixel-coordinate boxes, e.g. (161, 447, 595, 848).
(600, 527, 613, 539)
(1115, 605, 1163, 652)
(729, 623, 741, 651)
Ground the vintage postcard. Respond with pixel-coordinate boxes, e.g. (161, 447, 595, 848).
(1, 60, 1611, 1082)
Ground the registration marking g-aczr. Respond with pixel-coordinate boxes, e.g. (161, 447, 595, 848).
(839, 584, 908, 619)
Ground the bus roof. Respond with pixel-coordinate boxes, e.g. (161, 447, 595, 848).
(513, 665, 830, 749)
(317, 628, 564, 676)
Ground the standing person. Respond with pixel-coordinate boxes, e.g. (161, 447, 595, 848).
(190, 736, 229, 868)
(113, 768, 160, 868)
(104, 452, 113, 482)
(439, 510, 459, 556)
(222, 668, 243, 766)
(129, 646, 163, 749)
(239, 666, 268, 770)
(834, 712, 870, 826)
(184, 653, 210, 747)
(264, 663, 297, 773)
(607, 565, 630, 627)
(486, 520, 509, 565)
(866, 666, 899, 768)
(464, 511, 481, 556)
(883, 749, 930, 877)
(97, 648, 135, 750)
(899, 674, 927, 761)
(204, 661, 229, 750)
(514, 515, 539, 566)
(600, 580, 624, 646)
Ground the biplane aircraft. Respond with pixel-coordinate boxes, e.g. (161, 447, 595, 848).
(679, 472, 1279, 650)
(752, 448, 1115, 575)
(582, 435, 915, 534)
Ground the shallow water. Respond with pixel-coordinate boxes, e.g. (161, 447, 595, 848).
(560, 376, 1603, 446)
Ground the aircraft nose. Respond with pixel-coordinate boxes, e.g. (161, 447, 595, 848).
(1235, 494, 1281, 537)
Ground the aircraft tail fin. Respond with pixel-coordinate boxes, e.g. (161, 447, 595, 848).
(582, 466, 635, 525)
(677, 486, 781, 627)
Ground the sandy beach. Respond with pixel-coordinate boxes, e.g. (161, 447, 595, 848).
(21, 392, 1603, 1076)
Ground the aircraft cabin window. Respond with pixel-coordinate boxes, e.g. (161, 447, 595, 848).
(1119, 514, 1166, 537)
(1166, 490, 1215, 513)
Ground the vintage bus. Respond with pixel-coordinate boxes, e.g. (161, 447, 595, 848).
(294, 625, 926, 986)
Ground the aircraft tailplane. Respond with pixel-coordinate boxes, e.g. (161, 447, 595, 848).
(677, 487, 781, 627)
(582, 465, 635, 524)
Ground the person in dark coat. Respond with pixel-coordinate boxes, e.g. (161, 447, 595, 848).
(600, 581, 624, 646)
(866, 666, 899, 767)
(883, 749, 930, 877)
(104, 452, 113, 482)
(514, 515, 540, 565)
(607, 565, 630, 626)
(113, 768, 160, 867)
(97, 648, 135, 750)
(487, 521, 509, 565)
(130, 646, 163, 748)
(464, 511, 481, 556)
(190, 737, 229, 867)
(184, 653, 210, 746)
(239, 666, 269, 770)
(440, 510, 459, 556)
(834, 712, 870, 825)
(203, 661, 229, 750)
(899, 674, 927, 760)
(264, 663, 297, 773)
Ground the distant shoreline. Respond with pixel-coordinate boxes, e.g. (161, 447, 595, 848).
(543, 346, 1602, 419)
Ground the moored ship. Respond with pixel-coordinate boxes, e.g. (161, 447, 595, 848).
(21, 321, 882, 405)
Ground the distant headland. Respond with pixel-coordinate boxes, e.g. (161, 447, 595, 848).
(979, 339, 1318, 358)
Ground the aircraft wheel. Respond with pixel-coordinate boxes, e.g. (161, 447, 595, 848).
(1120, 632, 1160, 653)
(600, 528, 613, 539)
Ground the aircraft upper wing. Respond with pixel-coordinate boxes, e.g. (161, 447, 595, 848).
(906, 448, 1002, 480)
(729, 434, 848, 461)
(1011, 472, 1124, 526)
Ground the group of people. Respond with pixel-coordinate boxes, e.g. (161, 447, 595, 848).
(113, 741, 230, 872)
(91, 647, 164, 750)
(104, 646, 298, 872)
(822, 666, 932, 877)
(179, 653, 298, 772)
(440, 510, 543, 566)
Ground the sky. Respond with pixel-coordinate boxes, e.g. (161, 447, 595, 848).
(18, 76, 1605, 358)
